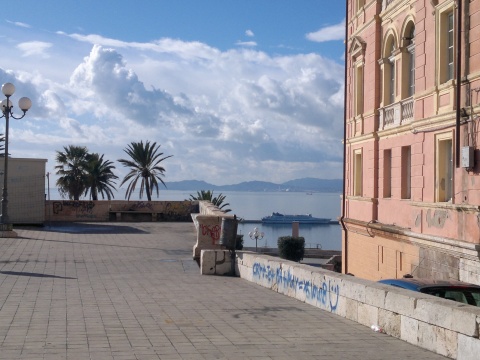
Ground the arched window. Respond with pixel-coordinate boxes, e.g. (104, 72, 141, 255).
(406, 26, 415, 97)
(388, 40, 396, 105)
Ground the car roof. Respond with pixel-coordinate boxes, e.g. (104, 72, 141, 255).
(378, 278, 480, 291)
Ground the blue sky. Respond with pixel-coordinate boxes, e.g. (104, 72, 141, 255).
(0, 1, 346, 187)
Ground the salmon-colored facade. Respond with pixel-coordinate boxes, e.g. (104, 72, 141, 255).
(343, 0, 480, 283)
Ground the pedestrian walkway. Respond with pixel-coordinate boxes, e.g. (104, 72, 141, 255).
(0, 222, 446, 360)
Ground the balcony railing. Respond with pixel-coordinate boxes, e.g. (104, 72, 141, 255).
(378, 97, 414, 130)
(383, 0, 396, 10)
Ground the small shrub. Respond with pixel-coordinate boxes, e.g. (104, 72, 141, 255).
(235, 234, 244, 250)
(277, 236, 305, 262)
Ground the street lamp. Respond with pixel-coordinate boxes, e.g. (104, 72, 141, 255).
(0, 82, 32, 235)
(249, 227, 264, 252)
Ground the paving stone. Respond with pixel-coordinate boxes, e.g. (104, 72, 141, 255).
(0, 222, 448, 359)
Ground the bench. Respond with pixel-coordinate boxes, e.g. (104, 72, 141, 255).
(109, 211, 159, 222)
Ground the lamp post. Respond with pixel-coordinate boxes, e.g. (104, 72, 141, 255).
(249, 227, 264, 252)
(0, 83, 32, 235)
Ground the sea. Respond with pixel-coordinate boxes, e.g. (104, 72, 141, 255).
(46, 189, 342, 251)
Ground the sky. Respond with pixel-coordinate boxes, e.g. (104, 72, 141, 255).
(0, 0, 346, 188)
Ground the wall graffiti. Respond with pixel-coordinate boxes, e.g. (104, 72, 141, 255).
(165, 201, 195, 221)
(52, 201, 95, 215)
(252, 262, 340, 312)
(123, 201, 154, 211)
(200, 224, 221, 244)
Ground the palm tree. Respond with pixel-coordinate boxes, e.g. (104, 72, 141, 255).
(55, 145, 89, 200)
(117, 141, 173, 201)
(84, 153, 118, 200)
(189, 190, 231, 213)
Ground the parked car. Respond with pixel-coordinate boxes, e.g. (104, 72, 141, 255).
(378, 277, 480, 307)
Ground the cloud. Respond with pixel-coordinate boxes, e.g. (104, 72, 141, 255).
(6, 20, 31, 28)
(245, 29, 255, 37)
(1, 30, 345, 185)
(306, 20, 345, 42)
(17, 41, 53, 58)
(235, 41, 257, 47)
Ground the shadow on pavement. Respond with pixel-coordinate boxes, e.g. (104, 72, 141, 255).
(0, 270, 77, 279)
(19, 222, 149, 235)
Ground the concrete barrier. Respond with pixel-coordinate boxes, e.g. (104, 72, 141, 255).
(191, 201, 235, 260)
(200, 249, 480, 359)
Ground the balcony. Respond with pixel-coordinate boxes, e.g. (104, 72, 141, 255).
(383, 0, 396, 10)
(378, 97, 414, 130)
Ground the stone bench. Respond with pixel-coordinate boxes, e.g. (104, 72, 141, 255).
(109, 211, 158, 222)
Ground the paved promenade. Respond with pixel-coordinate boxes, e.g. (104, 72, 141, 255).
(0, 222, 446, 360)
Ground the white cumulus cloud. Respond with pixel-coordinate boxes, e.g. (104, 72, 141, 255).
(17, 41, 53, 58)
(306, 20, 345, 42)
(0, 29, 345, 185)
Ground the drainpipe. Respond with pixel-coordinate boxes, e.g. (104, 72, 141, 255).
(455, 0, 462, 168)
(340, 0, 349, 274)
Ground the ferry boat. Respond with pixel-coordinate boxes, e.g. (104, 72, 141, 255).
(261, 212, 331, 224)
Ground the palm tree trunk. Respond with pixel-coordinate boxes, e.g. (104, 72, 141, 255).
(145, 176, 151, 201)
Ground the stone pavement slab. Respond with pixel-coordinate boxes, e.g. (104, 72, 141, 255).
(0, 222, 446, 359)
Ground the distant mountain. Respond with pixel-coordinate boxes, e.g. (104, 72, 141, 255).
(166, 178, 343, 193)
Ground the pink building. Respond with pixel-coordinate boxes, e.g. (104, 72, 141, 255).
(343, 0, 480, 282)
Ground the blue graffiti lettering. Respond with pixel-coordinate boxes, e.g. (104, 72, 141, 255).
(252, 262, 340, 312)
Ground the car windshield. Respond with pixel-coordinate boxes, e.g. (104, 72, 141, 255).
(421, 287, 480, 307)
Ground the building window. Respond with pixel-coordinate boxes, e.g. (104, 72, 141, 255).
(437, 4, 455, 84)
(383, 149, 392, 198)
(388, 42, 396, 104)
(446, 12, 454, 81)
(436, 134, 453, 202)
(354, 149, 363, 196)
(407, 27, 415, 97)
(354, 64, 364, 116)
(401, 146, 411, 199)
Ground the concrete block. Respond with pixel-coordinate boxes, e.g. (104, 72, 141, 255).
(292, 267, 313, 303)
(200, 250, 232, 275)
(451, 306, 480, 337)
(365, 285, 387, 308)
(415, 298, 452, 329)
(458, 334, 480, 360)
(434, 327, 457, 359)
(236, 263, 251, 281)
(384, 289, 417, 317)
(200, 250, 216, 275)
(335, 296, 347, 317)
(339, 278, 366, 302)
(418, 321, 436, 353)
(345, 298, 358, 322)
(193, 215, 223, 259)
(277, 263, 297, 298)
(401, 316, 418, 345)
(357, 303, 378, 327)
(378, 309, 400, 338)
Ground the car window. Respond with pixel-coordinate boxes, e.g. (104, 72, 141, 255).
(444, 290, 468, 304)
(422, 287, 480, 306)
(470, 292, 480, 306)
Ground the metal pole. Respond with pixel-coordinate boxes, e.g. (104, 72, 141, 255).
(1, 102, 10, 224)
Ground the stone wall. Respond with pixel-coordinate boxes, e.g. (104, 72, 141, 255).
(202, 250, 480, 360)
(1, 158, 47, 224)
(45, 200, 198, 222)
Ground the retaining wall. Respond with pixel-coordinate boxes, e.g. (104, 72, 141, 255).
(45, 200, 198, 222)
(202, 249, 480, 360)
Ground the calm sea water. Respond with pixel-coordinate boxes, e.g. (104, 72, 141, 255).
(47, 189, 342, 250)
